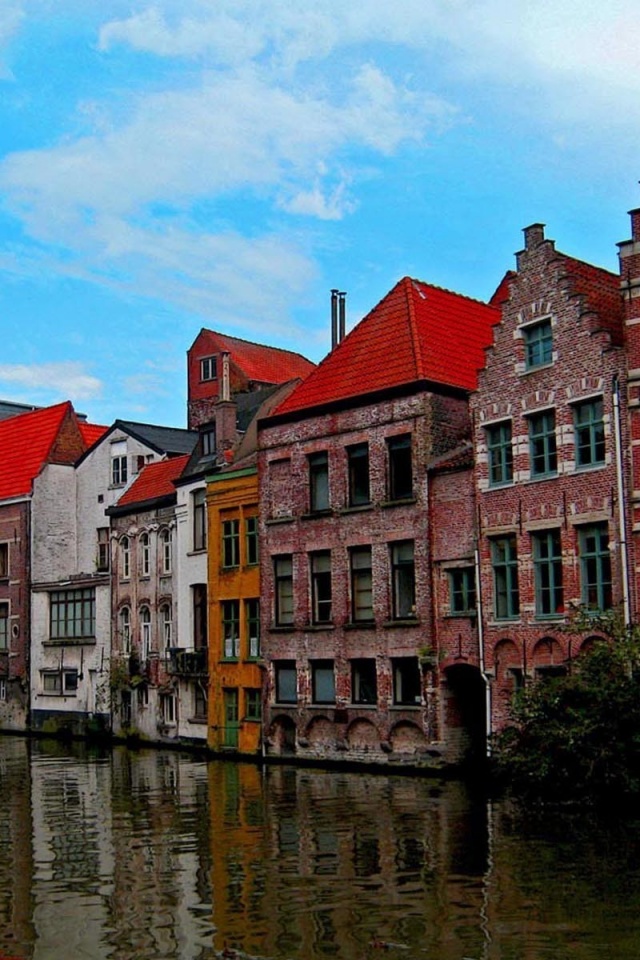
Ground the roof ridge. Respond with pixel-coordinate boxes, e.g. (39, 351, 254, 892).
(202, 329, 311, 361)
(409, 276, 501, 310)
(404, 278, 425, 380)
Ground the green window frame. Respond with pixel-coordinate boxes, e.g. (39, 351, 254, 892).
(523, 318, 553, 369)
(529, 410, 557, 477)
(486, 421, 513, 486)
(245, 515, 259, 566)
(222, 519, 240, 568)
(50, 588, 96, 640)
(245, 598, 260, 659)
(491, 536, 519, 620)
(274, 556, 294, 626)
(244, 688, 262, 720)
(533, 529, 564, 617)
(574, 398, 605, 468)
(449, 567, 476, 615)
(579, 524, 612, 612)
(222, 600, 240, 659)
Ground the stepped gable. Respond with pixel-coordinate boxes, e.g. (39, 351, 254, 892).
(556, 253, 623, 346)
(0, 401, 82, 500)
(114, 454, 190, 509)
(195, 329, 315, 384)
(275, 277, 500, 417)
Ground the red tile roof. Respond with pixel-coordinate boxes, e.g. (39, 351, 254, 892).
(194, 330, 315, 384)
(0, 401, 79, 500)
(115, 454, 190, 508)
(275, 277, 500, 416)
(79, 421, 108, 447)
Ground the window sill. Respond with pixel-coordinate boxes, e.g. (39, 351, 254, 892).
(187, 549, 207, 556)
(344, 620, 376, 630)
(266, 515, 295, 525)
(381, 497, 416, 508)
(187, 716, 207, 725)
(487, 481, 514, 490)
(305, 623, 335, 631)
(220, 657, 240, 663)
(273, 701, 297, 707)
(269, 624, 296, 633)
(444, 612, 477, 619)
(489, 618, 521, 626)
(533, 614, 566, 622)
(574, 462, 606, 473)
(301, 510, 333, 521)
(382, 618, 420, 628)
(390, 704, 421, 710)
(526, 472, 558, 483)
(520, 361, 554, 376)
(44, 638, 97, 647)
(339, 503, 373, 515)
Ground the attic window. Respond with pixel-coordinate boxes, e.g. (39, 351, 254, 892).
(202, 425, 217, 457)
(200, 356, 217, 381)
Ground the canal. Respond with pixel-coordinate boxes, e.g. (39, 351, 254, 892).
(1, 737, 640, 959)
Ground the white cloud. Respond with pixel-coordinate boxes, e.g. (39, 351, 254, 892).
(0, 2, 25, 78)
(0, 362, 103, 400)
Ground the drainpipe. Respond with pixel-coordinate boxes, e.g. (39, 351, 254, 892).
(613, 376, 632, 628)
(474, 543, 492, 756)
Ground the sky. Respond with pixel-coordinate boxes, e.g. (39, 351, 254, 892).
(1, 1, 640, 429)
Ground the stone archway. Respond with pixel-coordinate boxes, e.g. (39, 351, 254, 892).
(269, 715, 296, 755)
(442, 663, 487, 765)
(346, 718, 381, 752)
(306, 716, 336, 751)
(389, 720, 428, 754)
(531, 636, 567, 678)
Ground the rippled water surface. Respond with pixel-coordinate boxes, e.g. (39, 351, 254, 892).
(1, 737, 640, 959)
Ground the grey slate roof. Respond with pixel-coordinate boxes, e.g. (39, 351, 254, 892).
(112, 420, 198, 455)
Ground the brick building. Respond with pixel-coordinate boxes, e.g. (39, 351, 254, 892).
(471, 222, 629, 735)
(258, 277, 498, 765)
(187, 328, 314, 430)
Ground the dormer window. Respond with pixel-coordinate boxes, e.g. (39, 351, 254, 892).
(202, 424, 217, 457)
(523, 318, 553, 370)
(200, 356, 217, 381)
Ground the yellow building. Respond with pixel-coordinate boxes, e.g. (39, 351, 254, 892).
(206, 464, 263, 754)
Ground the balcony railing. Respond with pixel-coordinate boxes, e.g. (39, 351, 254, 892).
(167, 647, 208, 676)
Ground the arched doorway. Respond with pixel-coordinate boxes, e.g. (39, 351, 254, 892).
(443, 663, 487, 765)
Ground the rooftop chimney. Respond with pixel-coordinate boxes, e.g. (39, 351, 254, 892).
(338, 291, 346, 343)
(221, 351, 231, 402)
(523, 223, 545, 250)
(331, 289, 339, 349)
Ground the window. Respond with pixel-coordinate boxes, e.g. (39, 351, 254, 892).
(0, 679, 5, 702)
(308, 452, 329, 512)
(50, 588, 95, 639)
(246, 599, 260, 658)
(0, 604, 8, 651)
(222, 518, 240, 568)
(140, 606, 151, 659)
(43, 672, 61, 694)
(245, 516, 259, 566)
(222, 600, 240, 659)
(160, 603, 172, 650)
(193, 489, 206, 551)
(120, 536, 130, 579)
(0, 543, 8, 578)
(351, 659, 377, 705)
(194, 684, 207, 720)
(449, 567, 476, 615)
(311, 660, 335, 704)
(201, 355, 217, 381)
(491, 536, 519, 620)
(347, 443, 370, 506)
(202, 424, 217, 456)
(391, 541, 416, 620)
(245, 688, 261, 720)
(523, 318, 553, 369)
(486, 421, 513, 486)
(310, 551, 332, 624)
(64, 669, 78, 693)
(42, 670, 78, 695)
(574, 399, 605, 468)
(96, 528, 110, 572)
(139, 532, 150, 577)
(349, 546, 373, 622)
(192, 584, 207, 648)
(111, 441, 128, 486)
(579, 524, 612, 611)
(533, 530, 564, 616)
(161, 694, 176, 724)
(387, 434, 413, 501)
(528, 410, 557, 477)
(274, 556, 294, 626)
(392, 658, 421, 706)
(119, 606, 131, 654)
(161, 529, 172, 575)
(275, 660, 297, 703)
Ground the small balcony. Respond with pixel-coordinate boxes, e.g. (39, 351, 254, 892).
(167, 647, 208, 677)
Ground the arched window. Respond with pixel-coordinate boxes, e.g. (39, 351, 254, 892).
(140, 533, 150, 577)
(119, 606, 131, 655)
(120, 536, 130, 580)
(161, 529, 172, 575)
(160, 602, 172, 651)
(140, 606, 151, 659)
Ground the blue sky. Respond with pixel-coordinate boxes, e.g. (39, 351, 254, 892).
(1, 1, 639, 428)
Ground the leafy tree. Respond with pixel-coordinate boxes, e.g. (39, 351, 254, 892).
(493, 609, 640, 803)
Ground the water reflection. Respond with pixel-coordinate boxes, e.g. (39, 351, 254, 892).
(1, 737, 640, 959)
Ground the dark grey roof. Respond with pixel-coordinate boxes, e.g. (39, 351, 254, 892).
(0, 400, 38, 421)
(114, 420, 198, 455)
(236, 385, 280, 432)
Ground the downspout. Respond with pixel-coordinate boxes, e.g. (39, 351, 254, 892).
(613, 376, 631, 627)
(474, 541, 492, 756)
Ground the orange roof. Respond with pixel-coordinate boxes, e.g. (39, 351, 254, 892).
(275, 278, 500, 416)
(79, 421, 108, 447)
(0, 401, 79, 500)
(114, 454, 190, 508)
(194, 330, 315, 384)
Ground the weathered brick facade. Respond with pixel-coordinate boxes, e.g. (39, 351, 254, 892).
(472, 223, 628, 734)
(0, 501, 30, 729)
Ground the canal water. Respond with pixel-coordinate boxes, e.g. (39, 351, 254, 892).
(1, 737, 640, 960)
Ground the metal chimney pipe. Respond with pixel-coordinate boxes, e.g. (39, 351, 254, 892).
(331, 289, 339, 349)
(338, 291, 346, 343)
(221, 351, 231, 402)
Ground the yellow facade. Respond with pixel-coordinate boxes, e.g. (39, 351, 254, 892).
(206, 466, 263, 754)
